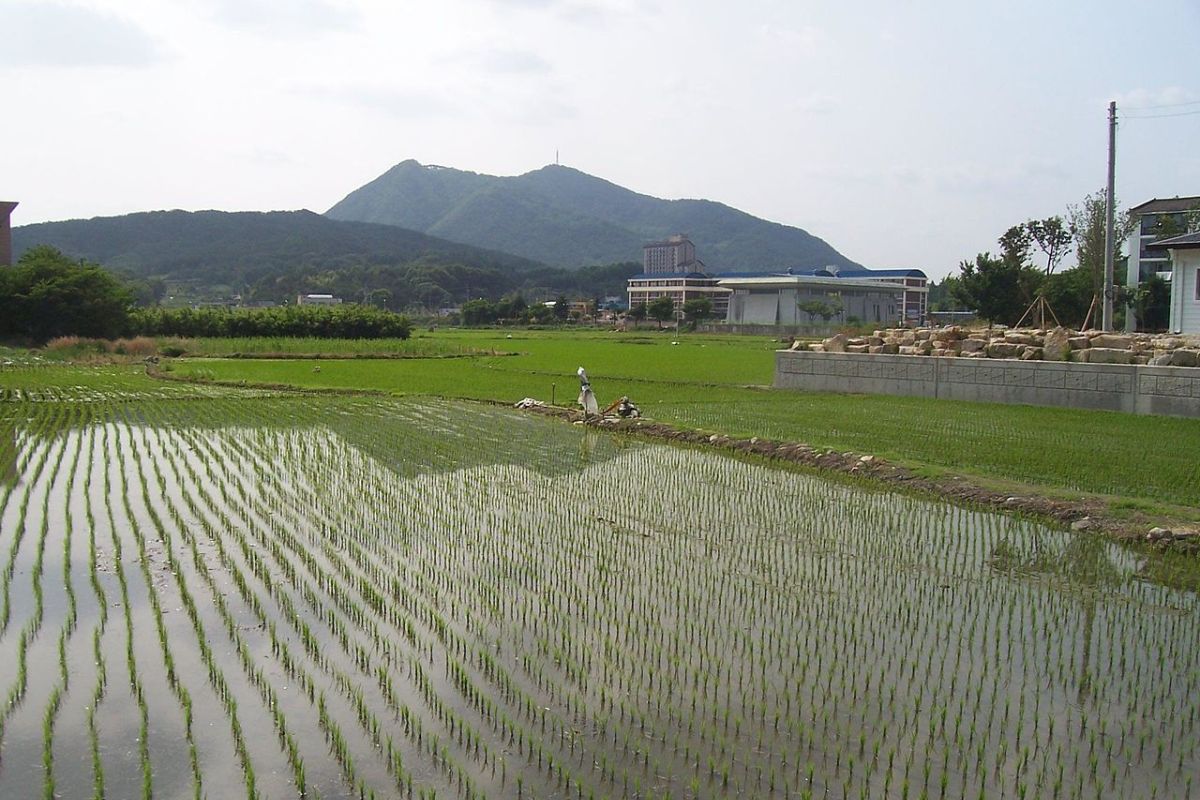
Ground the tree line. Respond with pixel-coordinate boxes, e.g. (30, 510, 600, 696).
(940, 190, 1193, 329)
(0, 246, 411, 343)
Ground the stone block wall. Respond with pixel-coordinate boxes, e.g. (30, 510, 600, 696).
(775, 351, 1200, 418)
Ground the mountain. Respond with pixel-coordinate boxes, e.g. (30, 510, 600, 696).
(10, 209, 638, 307)
(326, 160, 862, 271)
(12, 209, 541, 281)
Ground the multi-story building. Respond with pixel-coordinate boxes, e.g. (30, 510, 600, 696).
(1126, 195, 1200, 331)
(642, 234, 698, 274)
(626, 233, 928, 325)
(626, 234, 730, 319)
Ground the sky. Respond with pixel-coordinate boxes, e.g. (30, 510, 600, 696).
(2, 0, 1198, 279)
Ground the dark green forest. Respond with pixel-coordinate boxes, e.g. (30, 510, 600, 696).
(12, 210, 642, 311)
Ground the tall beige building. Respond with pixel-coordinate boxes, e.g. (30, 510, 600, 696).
(642, 234, 698, 274)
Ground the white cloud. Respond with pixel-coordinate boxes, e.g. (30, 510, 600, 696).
(0, 2, 161, 67)
(758, 23, 825, 52)
(794, 93, 838, 115)
(206, 0, 359, 38)
(473, 48, 554, 74)
(305, 84, 460, 119)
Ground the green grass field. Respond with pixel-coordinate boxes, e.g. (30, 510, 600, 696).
(152, 329, 1200, 511)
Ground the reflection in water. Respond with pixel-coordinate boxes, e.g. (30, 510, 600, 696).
(987, 533, 1125, 702)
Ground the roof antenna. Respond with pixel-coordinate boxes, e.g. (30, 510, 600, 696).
(555, 149, 559, 166)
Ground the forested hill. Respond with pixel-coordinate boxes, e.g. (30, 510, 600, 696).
(326, 160, 862, 271)
(13, 209, 541, 280)
(11, 209, 640, 307)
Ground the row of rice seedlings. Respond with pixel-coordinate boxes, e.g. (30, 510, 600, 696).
(224, 417, 590, 796)
(164, 416, 448, 798)
(0, 406, 75, 762)
(98, 423, 154, 799)
(9, 391, 1194, 799)
(112, 412, 270, 800)
(143, 410, 377, 798)
(211, 398, 1195, 796)
(222, 414, 582, 793)
(261, 409, 644, 796)
(39, 416, 86, 798)
(312, 407, 1200, 800)
(116, 417, 210, 798)
(0, 403, 70, 637)
(81, 426, 110, 800)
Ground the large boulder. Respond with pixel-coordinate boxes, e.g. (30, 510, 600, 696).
(932, 326, 962, 342)
(1004, 331, 1041, 346)
(1090, 333, 1132, 349)
(1043, 327, 1072, 361)
(960, 337, 987, 354)
(823, 333, 849, 353)
(1020, 346, 1043, 361)
(1068, 336, 1091, 350)
(1079, 347, 1133, 365)
(1170, 349, 1200, 368)
(986, 342, 1020, 359)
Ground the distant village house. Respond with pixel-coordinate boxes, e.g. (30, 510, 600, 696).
(297, 293, 343, 306)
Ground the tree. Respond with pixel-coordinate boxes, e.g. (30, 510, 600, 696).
(628, 302, 647, 323)
(460, 298, 496, 325)
(647, 295, 675, 328)
(1068, 190, 1135, 298)
(1026, 216, 1074, 276)
(1131, 274, 1171, 331)
(927, 276, 965, 312)
(682, 297, 714, 325)
(951, 252, 1041, 325)
(797, 297, 843, 322)
(553, 295, 570, 321)
(0, 246, 133, 342)
(1041, 267, 1094, 328)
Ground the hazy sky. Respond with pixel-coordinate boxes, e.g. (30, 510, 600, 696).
(3, 0, 1198, 278)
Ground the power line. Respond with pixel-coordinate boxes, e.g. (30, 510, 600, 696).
(1122, 108, 1200, 119)
(1122, 98, 1200, 111)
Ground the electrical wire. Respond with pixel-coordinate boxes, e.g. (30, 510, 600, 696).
(1122, 108, 1200, 120)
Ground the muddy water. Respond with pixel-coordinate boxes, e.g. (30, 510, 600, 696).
(0, 398, 1197, 800)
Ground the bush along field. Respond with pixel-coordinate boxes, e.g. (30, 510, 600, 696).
(0, 366, 1198, 799)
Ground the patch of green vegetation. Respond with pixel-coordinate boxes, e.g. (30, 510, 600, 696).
(158, 335, 483, 358)
(166, 329, 1200, 509)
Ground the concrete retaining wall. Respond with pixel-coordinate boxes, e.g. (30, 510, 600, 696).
(775, 351, 1200, 418)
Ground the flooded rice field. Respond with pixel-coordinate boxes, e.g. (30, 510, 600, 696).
(0, 396, 1197, 799)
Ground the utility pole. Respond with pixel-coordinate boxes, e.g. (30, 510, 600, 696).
(1102, 101, 1116, 331)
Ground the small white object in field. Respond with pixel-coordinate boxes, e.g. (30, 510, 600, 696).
(577, 366, 598, 415)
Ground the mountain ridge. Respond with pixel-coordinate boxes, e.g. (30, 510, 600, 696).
(327, 160, 862, 271)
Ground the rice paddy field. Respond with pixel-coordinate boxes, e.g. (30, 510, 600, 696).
(169, 330, 1200, 510)
(2, 361, 1199, 799)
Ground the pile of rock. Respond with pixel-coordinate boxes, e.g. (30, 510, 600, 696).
(796, 326, 1200, 367)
